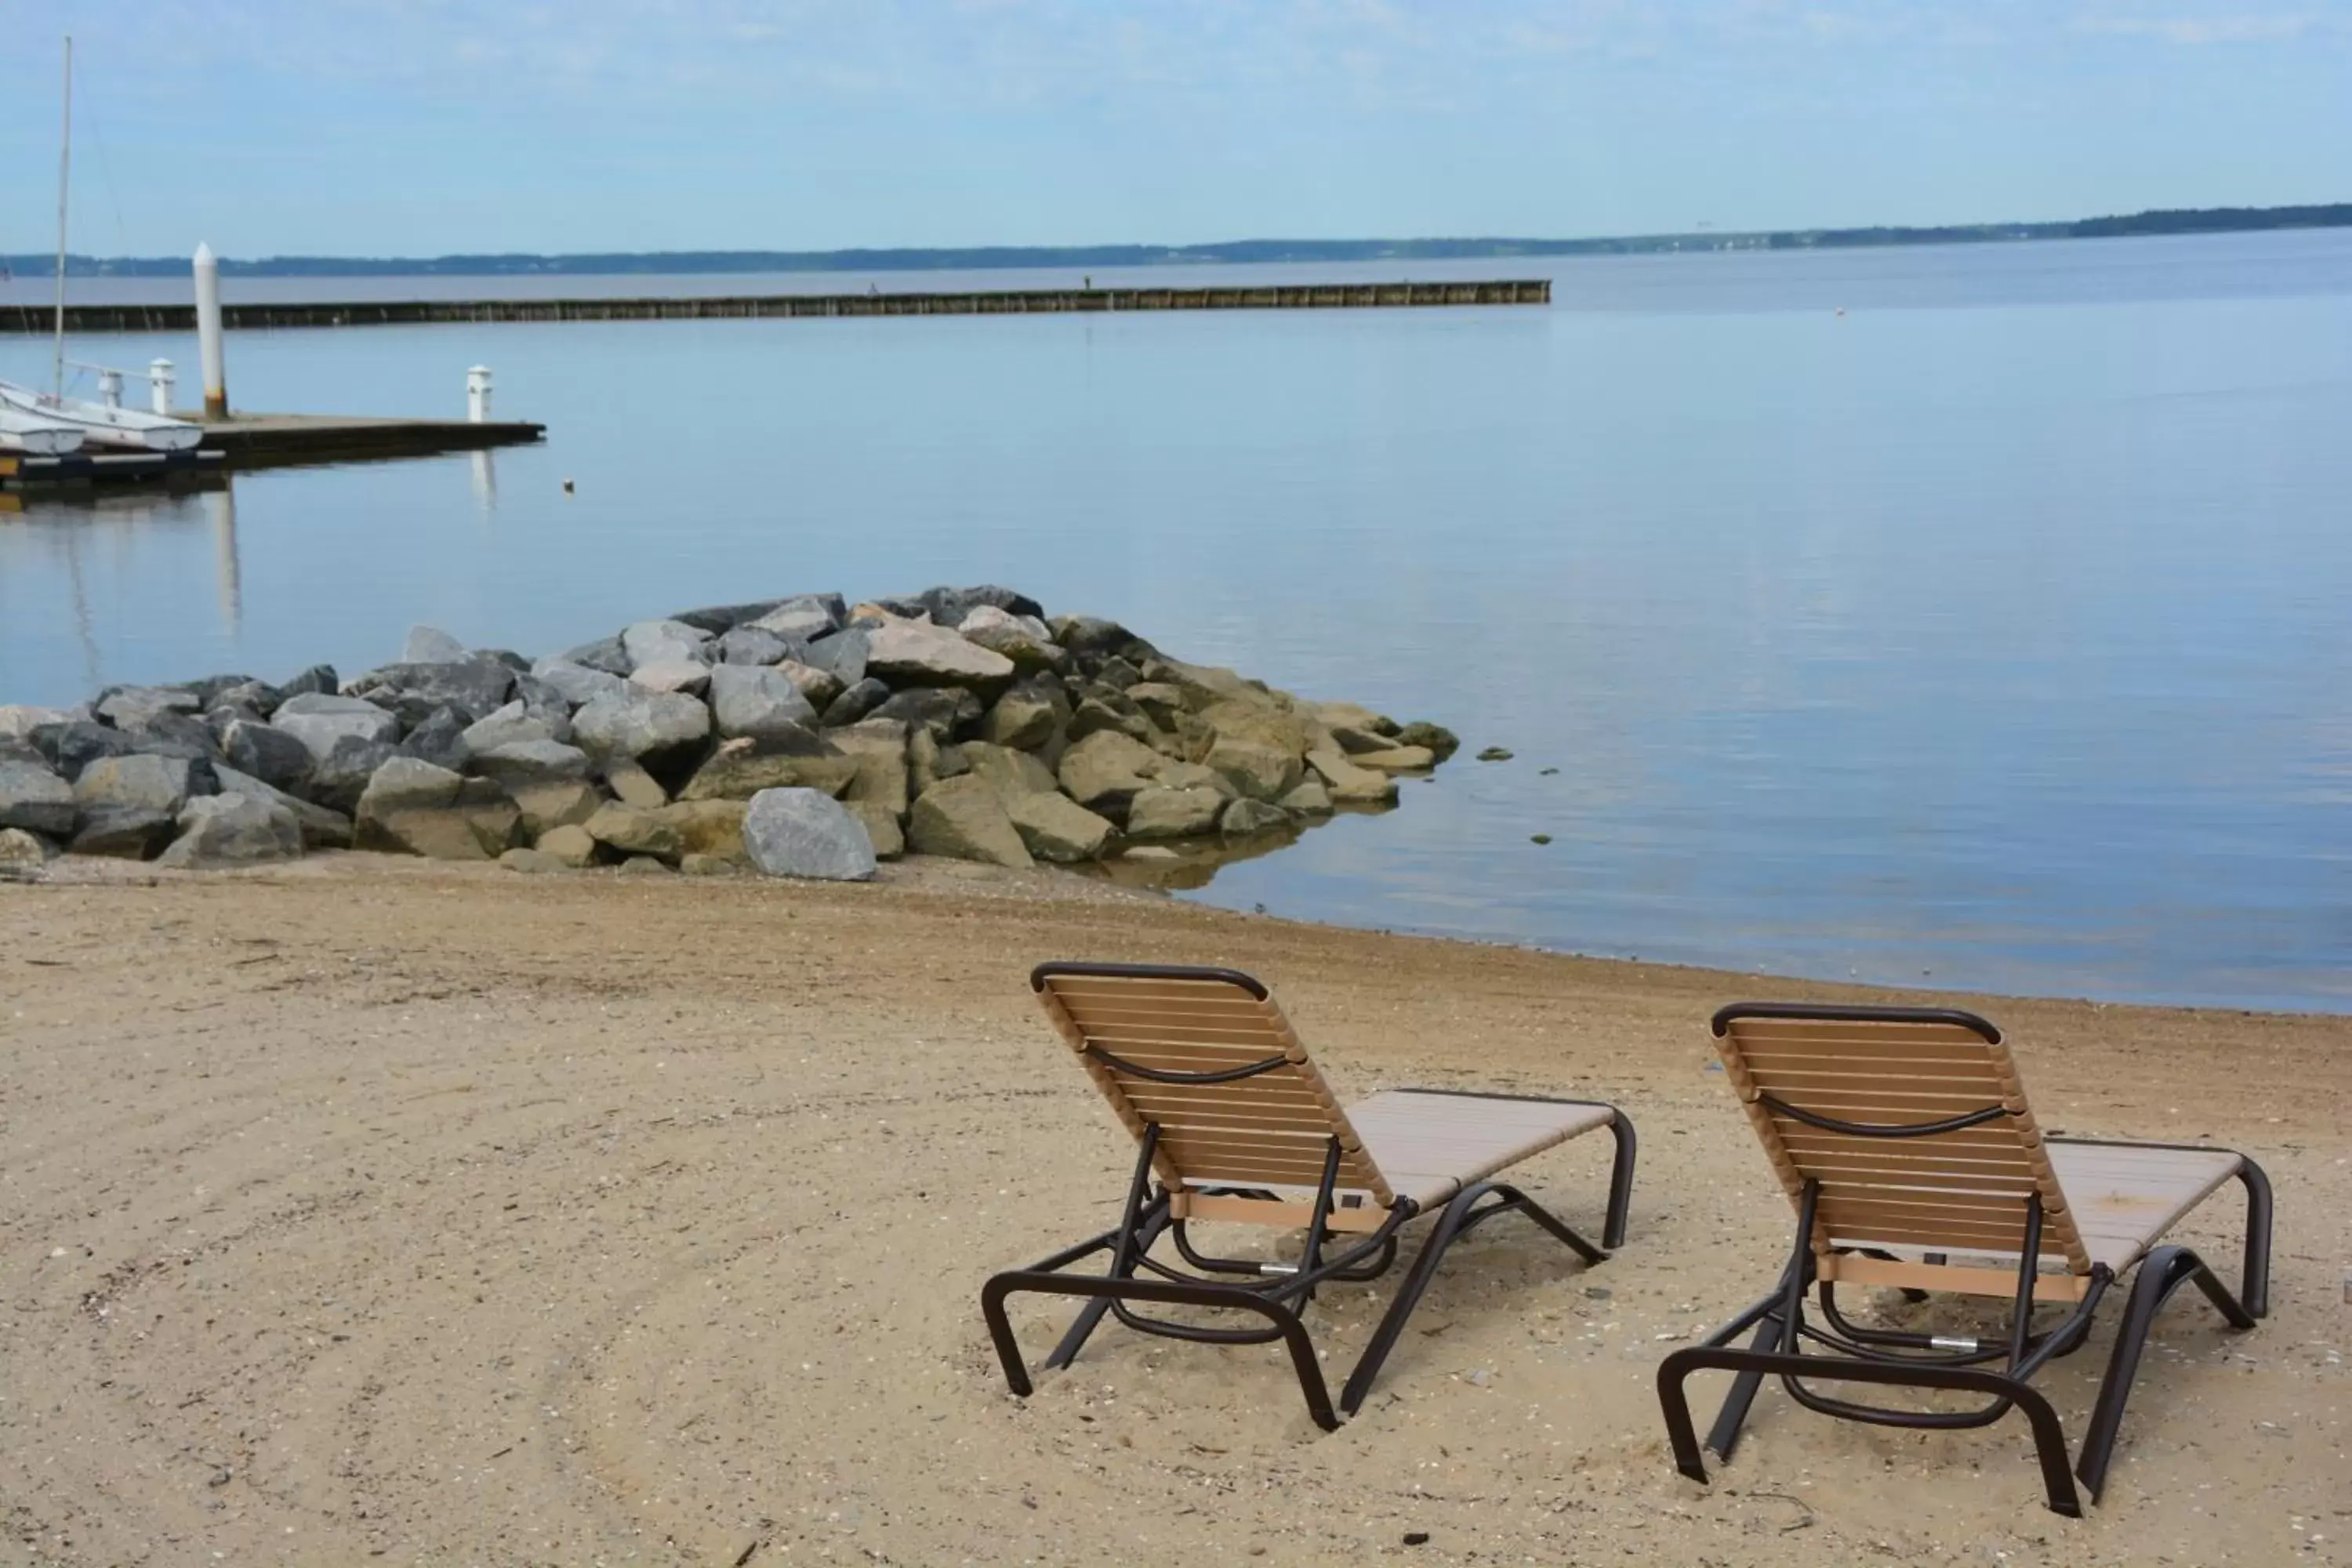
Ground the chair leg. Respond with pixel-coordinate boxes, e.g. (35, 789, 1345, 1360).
(1042, 1207, 1171, 1372)
(1705, 1316, 1782, 1461)
(1602, 1109, 1638, 1250)
(2235, 1158, 2274, 1319)
(2074, 1245, 2257, 1501)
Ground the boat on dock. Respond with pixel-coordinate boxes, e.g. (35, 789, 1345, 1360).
(0, 403, 84, 455)
(0, 383, 198, 451)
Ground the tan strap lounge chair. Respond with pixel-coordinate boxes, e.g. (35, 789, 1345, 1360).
(1660, 1003, 2271, 1516)
(981, 962, 1636, 1428)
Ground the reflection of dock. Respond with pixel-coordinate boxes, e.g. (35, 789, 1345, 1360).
(0, 413, 543, 488)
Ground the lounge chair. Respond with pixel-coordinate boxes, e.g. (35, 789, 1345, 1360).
(981, 962, 1636, 1428)
(1660, 1002, 2271, 1516)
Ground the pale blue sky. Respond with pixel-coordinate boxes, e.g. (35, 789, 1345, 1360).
(2, 1, 2346, 258)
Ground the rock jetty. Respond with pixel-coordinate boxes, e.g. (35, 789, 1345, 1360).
(0, 588, 1458, 882)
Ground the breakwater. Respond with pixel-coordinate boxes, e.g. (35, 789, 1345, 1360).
(4, 279, 1549, 335)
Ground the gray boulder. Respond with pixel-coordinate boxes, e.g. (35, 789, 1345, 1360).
(584, 802, 684, 862)
(960, 741, 1061, 801)
(571, 689, 711, 764)
(355, 758, 512, 859)
(0, 705, 74, 743)
(716, 626, 793, 666)
(1125, 786, 1225, 840)
(1051, 615, 1137, 656)
(866, 620, 1017, 695)
(957, 606, 1066, 672)
(842, 797, 903, 859)
(0, 757, 77, 837)
(1204, 734, 1303, 803)
(822, 677, 890, 728)
(891, 585, 1043, 627)
(207, 680, 285, 721)
(31, 720, 138, 779)
(220, 719, 313, 792)
(620, 619, 712, 671)
(509, 673, 576, 739)
(558, 636, 632, 677)
(600, 757, 668, 809)
(0, 826, 52, 880)
(906, 774, 1033, 869)
(831, 719, 911, 818)
(302, 736, 398, 816)
(800, 627, 869, 686)
(746, 593, 844, 642)
(158, 793, 304, 868)
(275, 693, 401, 760)
(629, 659, 712, 697)
(278, 663, 339, 699)
(94, 684, 201, 731)
(708, 663, 819, 741)
(1057, 731, 1161, 812)
(980, 682, 1064, 750)
(1220, 797, 1292, 836)
(459, 701, 561, 758)
(669, 599, 786, 635)
(352, 655, 516, 725)
(1392, 720, 1461, 762)
(471, 738, 591, 786)
(212, 764, 354, 850)
(677, 733, 856, 802)
(871, 687, 982, 742)
(402, 625, 469, 663)
(1280, 778, 1335, 816)
(71, 754, 209, 858)
(397, 706, 474, 773)
(121, 712, 225, 767)
(529, 656, 629, 708)
(1069, 695, 1154, 745)
(742, 787, 877, 881)
(1004, 790, 1114, 863)
(775, 659, 844, 710)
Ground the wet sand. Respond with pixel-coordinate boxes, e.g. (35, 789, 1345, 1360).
(2, 857, 2344, 1564)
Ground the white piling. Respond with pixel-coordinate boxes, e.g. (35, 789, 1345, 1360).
(466, 365, 492, 423)
(194, 242, 227, 417)
(149, 358, 175, 415)
(96, 366, 122, 408)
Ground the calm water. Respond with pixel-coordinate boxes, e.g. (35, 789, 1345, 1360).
(4, 232, 2350, 1011)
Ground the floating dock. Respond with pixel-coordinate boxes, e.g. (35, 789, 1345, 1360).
(6, 278, 1550, 334)
(0, 415, 543, 490)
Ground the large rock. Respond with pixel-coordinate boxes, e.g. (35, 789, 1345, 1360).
(1151, 760, 1236, 799)
(957, 606, 1066, 672)
(1051, 614, 1136, 656)
(509, 673, 576, 739)
(980, 682, 1064, 750)
(746, 594, 844, 643)
(872, 688, 982, 743)
(473, 740, 599, 837)
(402, 625, 469, 663)
(353, 655, 517, 725)
(1203, 734, 1303, 803)
(644, 800, 750, 861)
(528, 657, 630, 708)
(865, 621, 1017, 695)
(716, 626, 793, 666)
(906, 729, 967, 797)
(219, 720, 313, 793)
(1346, 744, 1437, 773)
(830, 720, 910, 818)
(707, 664, 818, 741)
(892, 585, 1043, 628)
(0, 705, 74, 743)
(274, 693, 401, 761)
(278, 663, 340, 699)
(1124, 785, 1225, 840)
(678, 733, 856, 801)
(118, 712, 224, 766)
(557, 637, 632, 677)
(670, 598, 789, 635)
(206, 680, 285, 722)
(504, 779, 603, 839)
(1220, 797, 1292, 836)
(822, 677, 891, 728)
(94, 684, 201, 731)
(71, 754, 209, 858)
(1307, 746, 1399, 805)
(1199, 697, 1312, 759)
(34, 720, 139, 779)
(620, 619, 712, 671)
(1068, 695, 1154, 745)
(212, 764, 354, 850)
(800, 627, 869, 687)
(741, 788, 877, 882)
(0, 826, 51, 880)
(629, 659, 712, 697)
(158, 793, 303, 868)
(960, 740, 1060, 801)
(583, 802, 684, 861)
(1004, 790, 1114, 862)
(459, 701, 561, 759)
(0, 757, 76, 837)
(303, 735, 398, 816)
(397, 706, 474, 772)
(1057, 731, 1162, 812)
(534, 823, 600, 867)
(354, 759, 515, 859)
(842, 797, 903, 860)
(774, 659, 844, 710)
(1391, 720, 1460, 762)
(571, 689, 711, 765)
(906, 774, 1033, 869)
(1279, 778, 1335, 816)
(601, 757, 668, 809)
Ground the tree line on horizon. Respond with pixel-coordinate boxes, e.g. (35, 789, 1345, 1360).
(5, 201, 2344, 280)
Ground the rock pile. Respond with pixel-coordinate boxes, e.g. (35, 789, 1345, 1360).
(0, 587, 1458, 882)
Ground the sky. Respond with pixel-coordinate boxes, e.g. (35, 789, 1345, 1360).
(0, 1, 2346, 259)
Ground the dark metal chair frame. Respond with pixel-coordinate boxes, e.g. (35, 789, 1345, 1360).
(1659, 1001, 2272, 1517)
(981, 962, 1636, 1429)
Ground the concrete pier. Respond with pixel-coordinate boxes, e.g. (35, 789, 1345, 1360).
(5, 278, 1550, 335)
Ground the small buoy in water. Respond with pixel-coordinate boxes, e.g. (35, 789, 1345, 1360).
(562, 477, 575, 494)
(1835, 306, 1846, 318)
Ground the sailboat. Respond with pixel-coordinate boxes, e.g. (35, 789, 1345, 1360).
(0, 36, 201, 455)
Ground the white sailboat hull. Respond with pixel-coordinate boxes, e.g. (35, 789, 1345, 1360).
(0, 383, 201, 452)
(0, 407, 85, 455)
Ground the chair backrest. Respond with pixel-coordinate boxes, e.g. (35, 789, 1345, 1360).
(1032, 961, 1395, 1209)
(1711, 1003, 2092, 1279)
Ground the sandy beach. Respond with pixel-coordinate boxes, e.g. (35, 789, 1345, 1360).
(2, 856, 2344, 1565)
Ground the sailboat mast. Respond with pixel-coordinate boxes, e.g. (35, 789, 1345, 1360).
(53, 35, 73, 399)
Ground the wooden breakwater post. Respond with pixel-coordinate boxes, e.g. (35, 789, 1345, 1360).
(4, 278, 1552, 335)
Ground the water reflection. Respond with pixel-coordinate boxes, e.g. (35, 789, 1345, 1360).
(470, 448, 497, 518)
(206, 485, 242, 633)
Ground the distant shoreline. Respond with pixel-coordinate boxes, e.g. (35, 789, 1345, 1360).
(5, 201, 2345, 281)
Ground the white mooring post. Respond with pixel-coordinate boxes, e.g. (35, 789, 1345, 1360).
(194, 241, 227, 417)
(96, 366, 122, 408)
(466, 365, 492, 423)
(149, 358, 175, 415)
